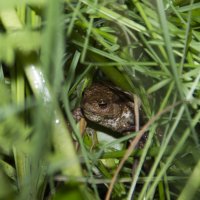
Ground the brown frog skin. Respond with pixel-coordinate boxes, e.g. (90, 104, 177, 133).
(81, 83, 135, 133)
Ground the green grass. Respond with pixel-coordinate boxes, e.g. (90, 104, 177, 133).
(0, 0, 200, 199)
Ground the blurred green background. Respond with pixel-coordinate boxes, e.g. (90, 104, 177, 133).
(0, 0, 200, 199)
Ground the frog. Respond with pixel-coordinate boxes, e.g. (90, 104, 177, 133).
(72, 82, 148, 153)
(79, 83, 136, 133)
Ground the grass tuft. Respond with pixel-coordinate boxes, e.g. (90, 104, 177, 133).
(0, 0, 200, 199)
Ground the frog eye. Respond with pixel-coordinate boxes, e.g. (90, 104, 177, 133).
(98, 99, 108, 109)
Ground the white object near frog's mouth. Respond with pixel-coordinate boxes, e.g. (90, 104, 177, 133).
(96, 131, 123, 169)
(97, 131, 123, 151)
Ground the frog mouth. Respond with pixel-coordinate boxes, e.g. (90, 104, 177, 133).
(83, 110, 102, 122)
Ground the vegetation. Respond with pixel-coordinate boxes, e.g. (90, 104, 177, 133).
(0, 0, 200, 199)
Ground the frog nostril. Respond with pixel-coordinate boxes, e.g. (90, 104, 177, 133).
(98, 99, 108, 109)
